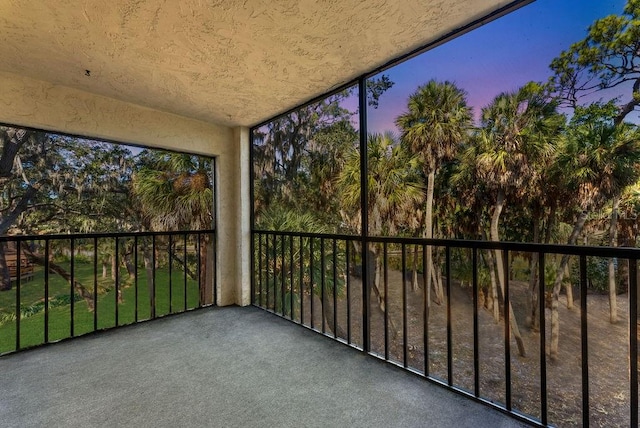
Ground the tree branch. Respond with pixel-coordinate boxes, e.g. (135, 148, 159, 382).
(0, 185, 39, 235)
(615, 77, 640, 125)
(19, 242, 95, 310)
(0, 128, 27, 178)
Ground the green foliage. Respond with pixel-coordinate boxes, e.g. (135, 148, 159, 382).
(253, 75, 395, 233)
(569, 257, 610, 293)
(257, 205, 331, 233)
(366, 75, 395, 108)
(254, 207, 347, 315)
(132, 151, 214, 231)
(396, 79, 473, 172)
(338, 133, 424, 236)
(0, 129, 135, 235)
(554, 101, 640, 210)
(549, 0, 640, 121)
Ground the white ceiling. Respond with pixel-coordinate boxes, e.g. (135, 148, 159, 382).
(0, 0, 523, 128)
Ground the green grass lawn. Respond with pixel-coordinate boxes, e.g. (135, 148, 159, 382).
(0, 262, 202, 354)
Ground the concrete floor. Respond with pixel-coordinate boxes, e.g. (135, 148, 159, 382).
(1, 306, 531, 428)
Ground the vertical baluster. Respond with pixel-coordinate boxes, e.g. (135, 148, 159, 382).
(299, 235, 304, 325)
(115, 237, 119, 326)
(15, 239, 21, 351)
(152, 235, 157, 317)
(383, 242, 389, 360)
(265, 234, 270, 310)
(197, 233, 202, 308)
(447, 244, 455, 386)
(70, 238, 75, 337)
(213, 230, 217, 306)
(93, 237, 98, 331)
(425, 245, 432, 377)
(320, 238, 326, 334)
(539, 252, 548, 426)
(629, 257, 638, 428)
(503, 248, 511, 411)
(258, 233, 263, 308)
(332, 239, 338, 339)
(44, 239, 49, 343)
(290, 235, 295, 320)
(134, 236, 139, 323)
(346, 240, 351, 345)
(310, 237, 314, 329)
(472, 247, 479, 393)
(183, 233, 188, 312)
(169, 235, 173, 314)
(272, 233, 277, 312)
(580, 255, 589, 426)
(402, 243, 408, 368)
(281, 234, 286, 316)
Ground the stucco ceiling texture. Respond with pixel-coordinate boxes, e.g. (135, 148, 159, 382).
(0, 0, 513, 128)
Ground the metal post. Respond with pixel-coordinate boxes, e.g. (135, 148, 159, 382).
(580, 255, 589, 426)
(358, 76, 370, 353)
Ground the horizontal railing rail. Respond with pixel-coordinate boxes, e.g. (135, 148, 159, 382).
(0, 229, 216, 355)
(252, 230, 639, 428)
(254, 228, 640, 258)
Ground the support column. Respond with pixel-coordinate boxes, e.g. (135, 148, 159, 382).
(235, 126, 251, 306)
(214, 126, 251, 306)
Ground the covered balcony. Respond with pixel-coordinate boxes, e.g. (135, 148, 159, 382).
(1, 1, 639, 427)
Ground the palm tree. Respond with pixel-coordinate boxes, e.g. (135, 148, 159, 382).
(338, 133, 423, 332)
(132, 151, 215, 306)
(475, 82, 562, 357)
(395, 80, 472, 305)
(549, 105, 640, 358)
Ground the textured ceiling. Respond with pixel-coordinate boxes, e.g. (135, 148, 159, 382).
(0, 0, 519, 128)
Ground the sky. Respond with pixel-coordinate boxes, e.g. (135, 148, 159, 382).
(365, 0, 630, 134)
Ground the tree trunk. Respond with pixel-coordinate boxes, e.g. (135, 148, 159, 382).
(430, 264, 444, 305)
(550, 210, 589, 360)
(20, 243, 94, 310)
(124, 251, 135, 279)
(425, 171, 441, 304)
(490, 189, 526, 357)
(141, 241, 155, 317)
(433, 253, 445, 305)
(411, 245, 419, 292)
(490, 190, 505, 284)
(481, 229, 500, 322)
(110, 253, 117, 280)
(485, 248, 500, 323)
(0, 242, 11, 291)
(102, 261, 107, 279)
(527, 215, 541, 330)
(198, 235, 215, 311)
(564, 263, 574, 310)
(369, 247, 398, 338)
(373, 249, 383, 310)
(608, 195, 620, 323)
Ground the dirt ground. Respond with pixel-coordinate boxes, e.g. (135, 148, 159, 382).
(294, 270, 638, 428)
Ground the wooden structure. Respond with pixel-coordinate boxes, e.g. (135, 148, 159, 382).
(5, 243, 34, 282)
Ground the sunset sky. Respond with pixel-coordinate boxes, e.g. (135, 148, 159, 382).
(367, 0, 629, 133)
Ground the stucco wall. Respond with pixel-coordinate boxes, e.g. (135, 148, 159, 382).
(0, 71, 250, 306)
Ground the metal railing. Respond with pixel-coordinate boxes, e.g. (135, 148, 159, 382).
(252, 229, 639, 428)
(0, 230, 216, 355)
